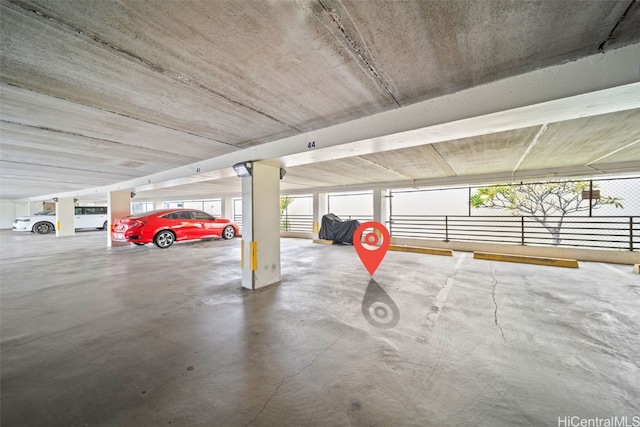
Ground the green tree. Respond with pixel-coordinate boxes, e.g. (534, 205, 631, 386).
(470, 181, 622, 246)
(280, 196, 294, 231)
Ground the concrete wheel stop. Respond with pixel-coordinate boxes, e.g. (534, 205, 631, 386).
(388, 245, 453, 256)
(474, 251, 579, 268)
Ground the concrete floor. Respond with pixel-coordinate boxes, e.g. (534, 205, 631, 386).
(1, 230, 639, 426)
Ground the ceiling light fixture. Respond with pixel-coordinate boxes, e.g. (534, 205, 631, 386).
(233, 161, 286, 180)
(233, 161, 253, 177)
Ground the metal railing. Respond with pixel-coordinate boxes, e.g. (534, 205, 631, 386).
(277, 213, 372, 233)
(233, 213, 242, 231)
(389, 215, 638, 251)
(233, 214, 314, 233)
(280, 214, 313, 232)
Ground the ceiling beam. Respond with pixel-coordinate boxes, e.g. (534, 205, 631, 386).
(21, 43, 640, 202)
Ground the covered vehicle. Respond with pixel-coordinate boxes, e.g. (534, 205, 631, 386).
(111, 208, 239, 248)
(318, 213, 360, 244)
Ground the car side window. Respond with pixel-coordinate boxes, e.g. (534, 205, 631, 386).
(82, 206, 107, 215)
(74, 206, 107, 215)
(160, 211, 194, 220)
(192, 211, 214, 220)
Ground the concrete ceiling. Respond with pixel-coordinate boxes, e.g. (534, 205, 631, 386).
(1, 0, 640, 202)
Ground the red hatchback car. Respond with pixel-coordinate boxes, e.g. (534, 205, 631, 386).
(111, 208, 239, 248)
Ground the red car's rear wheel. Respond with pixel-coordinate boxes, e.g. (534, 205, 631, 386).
(154, 230, 175, 248)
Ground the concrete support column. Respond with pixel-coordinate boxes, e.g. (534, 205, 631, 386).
(312, 192, 327, 239)
(55, 198, 75, 237)
(28, 201, 42, 215)
(108, 190, 131, 247)
(373, 189, 388, 227)
(221, 196, 233, 219)
(241, 162, 281, 290)
(154, 201, 164, 210)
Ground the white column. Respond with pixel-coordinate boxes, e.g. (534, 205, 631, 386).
(373, 189, 388, 226)
(312, 192, 327, 239)
(108, 190, 131, 247)
(55, 198, 75, 237)
(221, 196, 233, 219)
(28, 201, 43, 215)
(1, 201, 17, 229)
(154, 200, 164, 210)
(241, 162, 281, 290)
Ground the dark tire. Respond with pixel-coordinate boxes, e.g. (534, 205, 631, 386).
(222, 225, 235, 240)
(33, 221, 54, 235)
(153, 230, 175, 248)
(100, 221, 108, 230)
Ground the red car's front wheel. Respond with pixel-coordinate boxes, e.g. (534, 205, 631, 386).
(222, 225, 236, 240)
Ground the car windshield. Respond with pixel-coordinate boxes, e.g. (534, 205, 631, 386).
(34, 211, 55, 216)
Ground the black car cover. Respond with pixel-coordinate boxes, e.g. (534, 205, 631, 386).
(318, 213, 360, 244)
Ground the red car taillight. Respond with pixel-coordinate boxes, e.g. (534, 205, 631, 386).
(130, 220, 146, 228)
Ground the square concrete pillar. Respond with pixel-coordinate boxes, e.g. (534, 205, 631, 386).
(55, 198, 75, 237)
(241, 162, 281, 290)
(154, 201, 164, 210)
(312, 192, 327, 239)
(221, 196, 234, 220)
(373, 188, 388, 226)
(108, 190, 131, 247)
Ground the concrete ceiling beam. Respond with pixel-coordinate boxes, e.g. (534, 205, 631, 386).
(20, 43, 640, 202)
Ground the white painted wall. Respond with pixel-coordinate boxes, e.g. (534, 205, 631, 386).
(15, 202, 44, 217)
(15, 201, 30, 217)
(0, 200, 17, 229)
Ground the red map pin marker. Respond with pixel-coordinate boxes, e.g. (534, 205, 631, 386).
(353, 221, 390, 276)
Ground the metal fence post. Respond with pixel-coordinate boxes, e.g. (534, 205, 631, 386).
(444, 216, 449, 242)
(589, 180, 593, 217)
(631, 217, 634, 252)
(387, 190, 393, 235)
(521, 216, 525, 245)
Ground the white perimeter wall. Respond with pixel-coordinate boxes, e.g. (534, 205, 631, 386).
(0, 201, 17, 229)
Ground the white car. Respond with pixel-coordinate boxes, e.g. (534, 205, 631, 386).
(12, 207, 109, 234)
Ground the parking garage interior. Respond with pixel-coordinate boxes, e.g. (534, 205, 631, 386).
(1, 1, 640, 426)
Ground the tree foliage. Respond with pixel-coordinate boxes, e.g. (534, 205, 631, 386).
(470, 181, 623, 245)
(280, 196, 294, 231)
